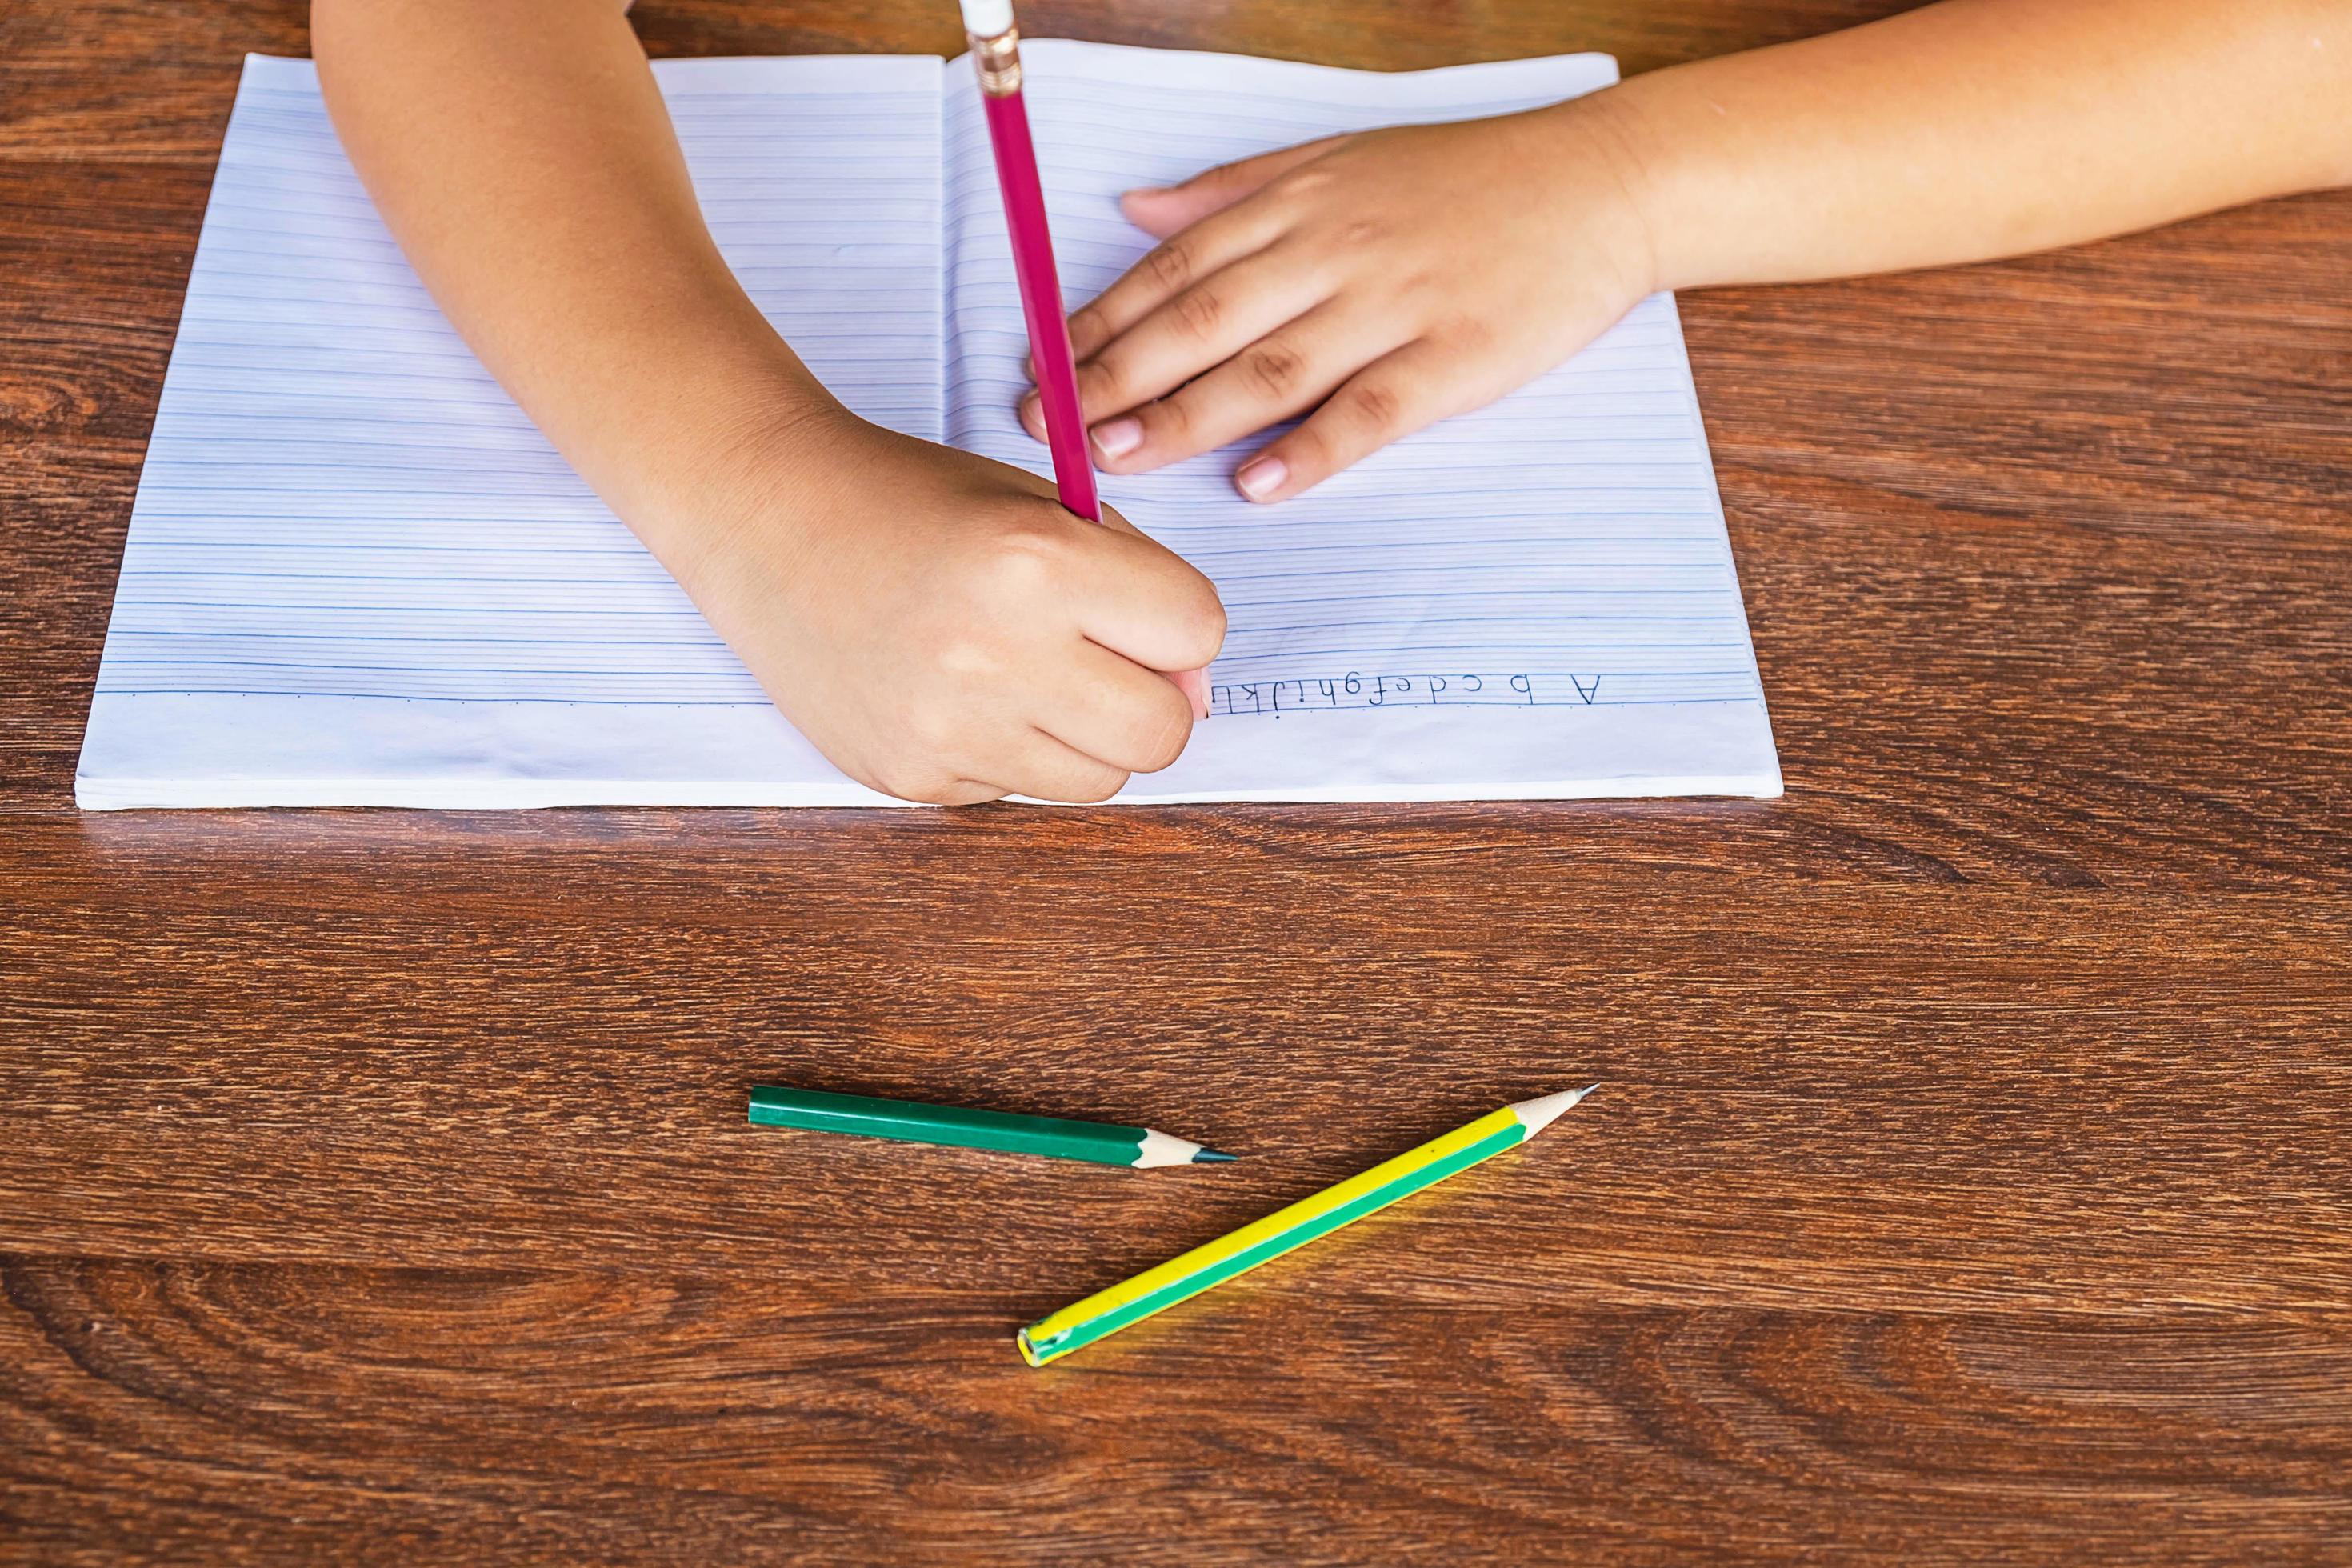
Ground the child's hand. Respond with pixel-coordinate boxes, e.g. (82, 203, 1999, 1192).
(1018, 102, 1658, 502)
(675, 412, 1225, 804)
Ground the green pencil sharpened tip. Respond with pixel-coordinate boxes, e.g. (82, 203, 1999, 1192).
(1192, 1149, 1241, 1163)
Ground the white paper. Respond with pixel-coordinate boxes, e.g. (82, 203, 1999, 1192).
(77, 44, 1779, 808)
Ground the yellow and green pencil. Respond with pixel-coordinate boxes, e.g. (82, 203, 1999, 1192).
(1018, 1084, 1599, 1366)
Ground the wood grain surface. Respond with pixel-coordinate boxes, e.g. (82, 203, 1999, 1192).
(3, 2, 2349, 1562)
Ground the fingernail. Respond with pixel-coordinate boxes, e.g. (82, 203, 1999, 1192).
(1176, 667, 1210, 719)
(1018, 394, 1042, 433)
(1235, 455, 1287, 500)
(1090, 416, 1143, 459)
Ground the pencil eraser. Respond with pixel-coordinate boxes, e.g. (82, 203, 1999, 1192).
(959, 0, 1015, 37)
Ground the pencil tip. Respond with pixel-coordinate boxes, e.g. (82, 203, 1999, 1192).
(1192, 1149, 1240, 1163)
(1509, 1083, 1603, 1138)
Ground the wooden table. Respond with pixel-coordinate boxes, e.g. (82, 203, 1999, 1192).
(5, 2, 2348, 1561)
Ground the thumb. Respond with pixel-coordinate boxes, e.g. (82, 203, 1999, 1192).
(1118, 137, 1343, 237)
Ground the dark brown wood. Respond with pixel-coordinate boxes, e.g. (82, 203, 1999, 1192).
(2, 2, 2348, 1562)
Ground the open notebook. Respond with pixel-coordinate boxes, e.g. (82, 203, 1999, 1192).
(76, 42, 1780, 808)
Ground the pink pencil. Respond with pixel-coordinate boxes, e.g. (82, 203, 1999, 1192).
(962, 0, 1097, 521)
(962, 0, 1210, 716)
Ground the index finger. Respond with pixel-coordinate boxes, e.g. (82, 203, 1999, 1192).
(1066, 200, 1282, 364)
(1064, 509, 1228, 678)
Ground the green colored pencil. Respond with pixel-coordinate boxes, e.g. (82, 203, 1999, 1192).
(1017, 1084, 1599, 1366)
(747, 1085, 1238, 1168)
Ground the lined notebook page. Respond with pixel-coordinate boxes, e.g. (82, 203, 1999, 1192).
(80, 45, 1778, 809)
(78, 54, 943, 808)
(946, 42, 1778, 801)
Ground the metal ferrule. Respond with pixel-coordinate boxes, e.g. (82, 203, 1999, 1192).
(968, 28, 1023, 97)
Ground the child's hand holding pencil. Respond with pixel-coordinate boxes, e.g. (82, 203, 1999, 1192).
(669, 414, 1224, 806)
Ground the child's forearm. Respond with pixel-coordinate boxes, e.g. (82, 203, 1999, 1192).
(313, 0, 1226, 805)
(311, 0, 837, 572)
(1604, 0, 2352, 292)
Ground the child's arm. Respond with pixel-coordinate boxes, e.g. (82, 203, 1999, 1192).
(1030, 0, 2352, 502)
(311, 0, 1222, 804)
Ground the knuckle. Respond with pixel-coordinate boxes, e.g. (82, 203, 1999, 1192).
(1342, 378, 1405, 433)
(1074, 357, 1118, 405)
(1085, 346, 1129, 394)
(902, 701, 965, 757)
(1333, 216, 1389, 251)
(931, 635, 997, 683)
(1279, 423, 1332, 474)
(974, 522, 1068, 598)
(1169, 285, 1224, 342)
(1144, 240, 1194, 293)
(1395, 267, 1441, 302)
(1090, 346, 1150, 406)
(1147, 394, 1194, 441)
(1282, 164, 1341, 203)
(1239, 342, 1306, 401)
(1433, 313, 1491, 355)
(1198, 158, 1250, 192)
